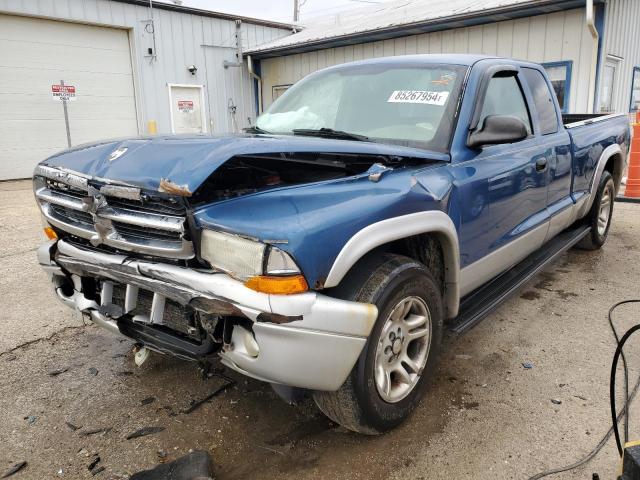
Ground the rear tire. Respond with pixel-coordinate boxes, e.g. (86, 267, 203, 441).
(313, 254, 443, 434)
(577, 171, 615, 250)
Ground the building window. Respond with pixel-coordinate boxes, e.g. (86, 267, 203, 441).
(272, 84, 291, 102)
(630, 67, 640, 112)
(600, 55, 622, 112)
(541, 61, 572, 113)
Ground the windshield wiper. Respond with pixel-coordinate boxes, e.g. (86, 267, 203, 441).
(292, 128, 369, 142)
(244, 125, 271, 134)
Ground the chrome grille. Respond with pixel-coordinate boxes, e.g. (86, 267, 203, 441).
(106, 196, 186, 216)
(34, 166, 194, 259)
(49, 204, 94, 228)
(112, 221, 184, 244)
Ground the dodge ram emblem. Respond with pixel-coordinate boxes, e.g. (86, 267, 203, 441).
(108, 147, 128, 162)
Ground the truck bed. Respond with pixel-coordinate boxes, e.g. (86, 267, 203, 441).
(562, 112, 625, 128)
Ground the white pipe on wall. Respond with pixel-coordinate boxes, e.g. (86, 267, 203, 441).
(586, 0, 599, 113)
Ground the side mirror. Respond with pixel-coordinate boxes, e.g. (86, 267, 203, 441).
(467, 115, 529, 149)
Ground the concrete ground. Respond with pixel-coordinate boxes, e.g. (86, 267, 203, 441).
(1, 179, 639, 480)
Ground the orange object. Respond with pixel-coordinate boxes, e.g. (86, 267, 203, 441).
(244, 274, 308, 295)
(43, 226, 58, 240)
(626, 123, 640, 197)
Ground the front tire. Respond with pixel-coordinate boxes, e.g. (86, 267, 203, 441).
(313, 254, 443, 434)
(577, 170, 615, 250)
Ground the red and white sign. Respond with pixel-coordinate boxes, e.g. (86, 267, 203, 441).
(52, 84, 76, 102)
(177, 100, 194, 113)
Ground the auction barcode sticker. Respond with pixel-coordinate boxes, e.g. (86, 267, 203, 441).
(387, 90, 449, 105)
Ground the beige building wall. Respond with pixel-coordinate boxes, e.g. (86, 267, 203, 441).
(261, 8, 596, 114)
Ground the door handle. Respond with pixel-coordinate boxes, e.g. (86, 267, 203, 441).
(535, 158, 548, 172)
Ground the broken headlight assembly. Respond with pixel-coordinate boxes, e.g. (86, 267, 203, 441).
(200, 230, 308, 294)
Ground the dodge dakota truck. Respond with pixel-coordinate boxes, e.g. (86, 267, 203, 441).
(35, 54, 630, 434)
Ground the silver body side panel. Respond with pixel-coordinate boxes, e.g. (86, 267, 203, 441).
(459, 221, 549, 297)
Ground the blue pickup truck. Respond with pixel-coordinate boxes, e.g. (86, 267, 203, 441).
(35, 54, 630, 434)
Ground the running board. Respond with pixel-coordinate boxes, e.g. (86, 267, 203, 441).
(450, 225, 591, 334)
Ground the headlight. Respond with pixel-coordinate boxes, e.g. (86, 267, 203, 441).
(200, 230, 307, 294)
(201, 230, 266, 279)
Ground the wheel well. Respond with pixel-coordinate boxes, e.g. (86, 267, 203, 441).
(385, 234, 445, 292)
(605, 153, 624, 193)
(325, 222, 460, 320)
(333, 233, 447, 296)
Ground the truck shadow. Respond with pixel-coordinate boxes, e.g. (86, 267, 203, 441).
(0, 324, 469, 480)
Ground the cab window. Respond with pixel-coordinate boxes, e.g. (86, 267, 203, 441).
(478, 74, 532, 135)
(522, 68, 559, 135)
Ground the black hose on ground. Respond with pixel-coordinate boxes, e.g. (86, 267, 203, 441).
(527, 299, 640, 480)
(610, 323, 640, 456)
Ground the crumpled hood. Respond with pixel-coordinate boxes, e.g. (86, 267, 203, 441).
(40, 134, 447, 194)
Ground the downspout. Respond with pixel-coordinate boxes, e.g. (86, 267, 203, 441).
(586, 0, 599, 113)
(247, 55, 263, 115)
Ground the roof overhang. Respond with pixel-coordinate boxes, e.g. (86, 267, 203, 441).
(248, 0, 604, 59)
(112, 0, 294, 30)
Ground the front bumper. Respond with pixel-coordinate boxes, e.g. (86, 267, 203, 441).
(38, 239, 378, 391)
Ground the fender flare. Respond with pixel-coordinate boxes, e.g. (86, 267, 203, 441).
(579, 143, 624, 217)
(324, 211, 460, 318)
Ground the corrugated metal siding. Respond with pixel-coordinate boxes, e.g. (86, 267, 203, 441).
(261, 8, 596, 113)
(599, 0, 640, 112)
(0, 0, 290, 134)
(247, 0, 587, 55)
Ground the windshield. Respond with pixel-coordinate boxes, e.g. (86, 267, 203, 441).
(256, 63, 468, 152)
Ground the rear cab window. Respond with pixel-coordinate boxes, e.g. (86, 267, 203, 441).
(522, 68, 559, 135)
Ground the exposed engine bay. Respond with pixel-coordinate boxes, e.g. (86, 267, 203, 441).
(191, 152, 420, 203)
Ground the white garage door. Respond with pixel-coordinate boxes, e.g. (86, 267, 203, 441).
(0, 14, 139, 180)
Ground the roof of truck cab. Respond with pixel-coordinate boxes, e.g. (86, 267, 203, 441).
(312, 54, 498, 69)
(308, 54, 550, 74)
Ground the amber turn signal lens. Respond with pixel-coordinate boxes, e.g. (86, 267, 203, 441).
(244, 274, 308, 295)
(43, 226, 58, 240)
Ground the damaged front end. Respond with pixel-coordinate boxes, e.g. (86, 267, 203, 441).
(33, 137, 447, 391)
(37, 235, 377, 391)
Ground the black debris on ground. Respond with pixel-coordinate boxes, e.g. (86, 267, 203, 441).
(87, 456, 100, 471)
(130, 451, 214, 480)
(140, 396, 155, 406)
(65, 421, 81, 431)
(181, 381, 235, 415)
(126, 426, 165, 440)
(47, 367, 68, 376)
(91, 466, 105, 476)
(87, 367, 99, 376)
(79, 427, 112, 437)
(1, 462, 27, 478)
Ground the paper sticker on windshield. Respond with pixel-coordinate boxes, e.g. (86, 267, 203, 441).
(387, 90, 449, 105)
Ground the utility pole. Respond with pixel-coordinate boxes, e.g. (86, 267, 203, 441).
(293, 0, 299, 22)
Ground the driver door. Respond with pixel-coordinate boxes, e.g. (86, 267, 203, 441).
(457, 69, 550, 295)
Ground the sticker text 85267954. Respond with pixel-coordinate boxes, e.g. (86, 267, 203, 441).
(387, 90, 449, 105)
